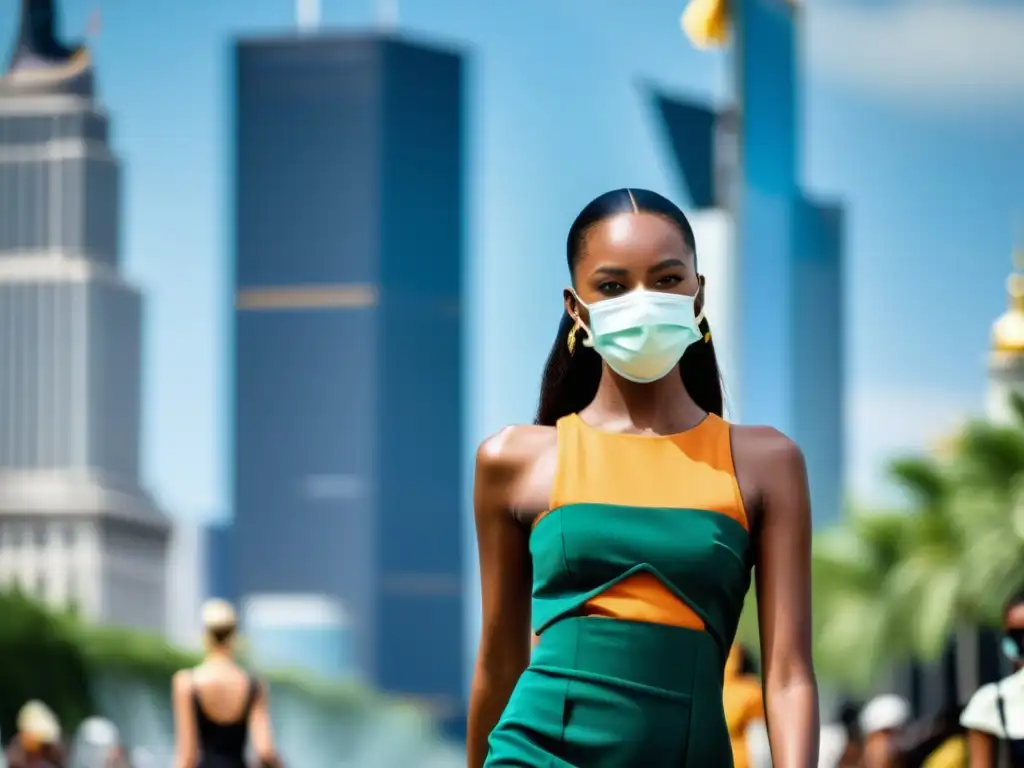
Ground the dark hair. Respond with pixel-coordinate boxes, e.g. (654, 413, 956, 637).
(535, 188, 723, 426)
(736, 645, 759, 676)
(1005, 591, 1024, 616)
(838, 699, 863, 739)
(208, 625, 236, 645)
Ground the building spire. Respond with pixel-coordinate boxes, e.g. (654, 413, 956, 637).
(7, 0, 78, 75)
(992, 245, 1024, 357)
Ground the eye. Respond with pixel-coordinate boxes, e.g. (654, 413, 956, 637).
(598, 281, 626, 296)
(653, 275, 683, 289)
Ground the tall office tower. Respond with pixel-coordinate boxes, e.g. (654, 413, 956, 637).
(232, 33, 465, 730)
(648, 91, 741, 419)
(734, 0, 845, 527)
(0, 0, 169, 631)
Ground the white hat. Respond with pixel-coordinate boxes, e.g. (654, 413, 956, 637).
(79, 716, 119, 748)
(859, 694, 911, 735)
(17, 700, 61, 744)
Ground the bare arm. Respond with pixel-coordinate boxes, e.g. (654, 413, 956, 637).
(172, 671, 198, 768)
(248, 679, 279, 766)
(754, 431, 820, 767)
(466, 431, 534, 768)
(968, 729, 995, 767)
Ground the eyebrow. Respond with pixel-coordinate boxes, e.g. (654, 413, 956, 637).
(591, 258, 687, 278)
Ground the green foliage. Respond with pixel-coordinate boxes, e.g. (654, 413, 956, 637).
(0, 588, 412, 746)
(804, 397, 1024, 691)
(0, 590, 94, 741)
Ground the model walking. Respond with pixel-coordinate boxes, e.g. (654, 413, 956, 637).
(468, 188, 819, 767)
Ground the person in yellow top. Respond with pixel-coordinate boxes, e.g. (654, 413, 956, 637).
(921, 734, 966, 768)
(724, 644, 765, 768)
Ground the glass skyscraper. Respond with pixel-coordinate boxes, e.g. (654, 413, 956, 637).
(651, 0, 845, 526)
(231, 32, 465, 731)
(735, 0, 845, 526)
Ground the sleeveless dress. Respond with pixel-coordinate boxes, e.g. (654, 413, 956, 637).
(193, 674, 258, 768)
(485, 412, 753, 767)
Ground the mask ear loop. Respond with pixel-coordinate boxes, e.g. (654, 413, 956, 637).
(566, 288, 594, 350)
(695, 276, 710, 342)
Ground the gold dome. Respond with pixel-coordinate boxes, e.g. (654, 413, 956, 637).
(992, 251, 1024, 355)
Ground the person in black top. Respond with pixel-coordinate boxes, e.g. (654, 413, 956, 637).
(171, 600, 280, 768)
(962, 592, 1024, 767)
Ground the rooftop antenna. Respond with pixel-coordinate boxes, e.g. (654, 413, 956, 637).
(377, 0, 398, 30)
(295, 0, 321, 33)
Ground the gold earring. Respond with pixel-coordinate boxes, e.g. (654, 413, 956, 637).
(567, 324, 580, 354)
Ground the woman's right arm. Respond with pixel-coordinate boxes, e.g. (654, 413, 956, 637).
(968, 729, 995, 767)
(466, 430, 534, 768)
(171, 671, 197, 768)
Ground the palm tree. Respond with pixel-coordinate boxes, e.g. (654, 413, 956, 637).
(810, 508, 913, 688)
(734, 506, 913, 690)
(945, 393, 1024, 622)
(884, 456, 966, 661)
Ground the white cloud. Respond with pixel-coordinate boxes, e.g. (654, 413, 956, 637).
(847, 384, 980, 506)
(806, 0, 1024, 109)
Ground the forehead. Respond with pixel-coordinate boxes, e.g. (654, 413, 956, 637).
(1007, 603, 1024, 626)
(577, 212, 691, 270)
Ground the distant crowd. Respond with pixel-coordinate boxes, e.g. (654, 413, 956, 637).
(1, 700, 153, 768)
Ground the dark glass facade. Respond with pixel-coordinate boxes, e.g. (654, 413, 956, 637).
(231, 34, 465, 729)
(204, 520, 234, 602)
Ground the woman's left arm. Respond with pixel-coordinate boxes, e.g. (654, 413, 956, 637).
(754, 430, 819, 768)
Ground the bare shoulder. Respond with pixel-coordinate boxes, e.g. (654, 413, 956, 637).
(730, 423, 805, 474)
(476, 424, 557, 475)
(172, 668, 192, 694)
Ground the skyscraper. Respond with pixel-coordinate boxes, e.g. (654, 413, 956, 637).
(231, 32, 465, 729)
(734, 0, 845, 526)
(0, 0, 169, 631)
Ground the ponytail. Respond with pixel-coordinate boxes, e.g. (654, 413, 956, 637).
(535, 312, 722, 425)
(535, 188, 724, 426)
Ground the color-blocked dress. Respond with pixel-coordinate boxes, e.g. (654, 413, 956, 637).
(484, 412, 753, 767)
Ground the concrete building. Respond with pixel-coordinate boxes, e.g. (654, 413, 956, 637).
(166, 519, 208, 649)
(230, 32, 465, 729)
(0, 0, 168, 632)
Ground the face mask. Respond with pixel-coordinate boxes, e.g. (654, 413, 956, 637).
(1003, 629, 1024, 662)
(570, 285, 704, 384)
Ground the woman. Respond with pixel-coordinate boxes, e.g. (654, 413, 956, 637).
(468, 189, 819, 766)
(171, 600, 279, 768)
(5, 701, 64, 768)
(724, 645, 766, 768)
(835, 700, 866, 767)
(961, 593, 1024, 766)
(860, 694, 910, 768)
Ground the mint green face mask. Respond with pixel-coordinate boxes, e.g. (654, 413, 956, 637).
(570, 285, 704, 383)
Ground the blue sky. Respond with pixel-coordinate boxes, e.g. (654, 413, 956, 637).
(2, 0, 1021, 519)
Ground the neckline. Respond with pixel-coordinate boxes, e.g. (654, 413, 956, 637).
(571, 411, 715, 440)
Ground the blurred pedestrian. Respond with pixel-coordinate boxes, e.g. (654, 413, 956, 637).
(724, 644, 765, 768)
(961, 592, 1024, 767)
(70, 716, 119, 768)
(860, 694, 911, 768)
(898, 703, 965, 768)
(171, 599, 280, 768)
(5, 701, 65, 768)
(836, 700, 866, 767)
